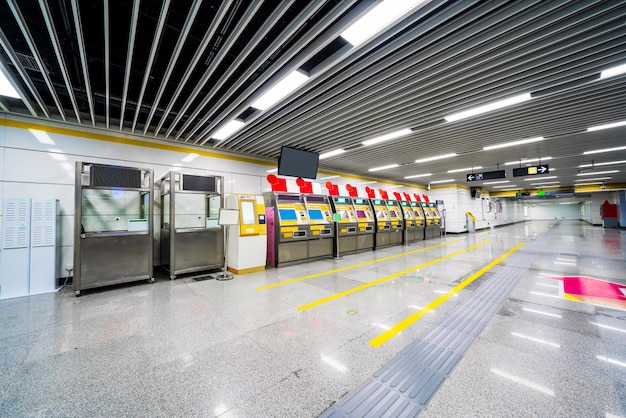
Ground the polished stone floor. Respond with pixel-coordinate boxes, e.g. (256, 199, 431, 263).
(1, 220, 624, 417)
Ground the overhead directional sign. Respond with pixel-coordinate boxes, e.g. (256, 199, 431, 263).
(466, 170, 506, 181)
(513, 165, 549, 177)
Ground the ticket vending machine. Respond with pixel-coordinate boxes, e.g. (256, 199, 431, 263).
(264, 192, 310, 267)
(329, 196, 358, 255)
(411, 201, 426, 241)
(352, 197, 375, 252)
(429, 202, 443, 238)
(303, 194, 334, 260)
(400, 200, 417, 243)
(386, 199, 404, 246)
(422, 201, 437, 239)
(371, 198, 391, 248)
(225, 194, 267, 274)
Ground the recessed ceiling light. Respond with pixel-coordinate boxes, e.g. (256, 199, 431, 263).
(578, 160, 626, 168)
(583, 145, 626, 155)
(524, 176, 556, 181)
(430, 179, 454, 184)
(340, 0, 428, 46)
(505, 157, 552, 165)
(448, 166, 482, 173)
(362, 128, 412, 146)
(212, 119, 245, 140)
(319, 149, 346, 159)
(415, 153, 457, 163)
(577, 170, 618, 176)
(404, 173, 432, 179)
(368, 163, 399, 172)
(482, 180, 509, 185)
(250, 70, 309, 110)
(599, 64, 626, 79)
(484, 137, 544, 151)
(574, 177, 610, 182)
(445, 93, 531, 122)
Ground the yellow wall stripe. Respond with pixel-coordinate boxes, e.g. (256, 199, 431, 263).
(368, 241, 524, 348)
(297, 240, 491, 311)
(256, 238, 464, 291)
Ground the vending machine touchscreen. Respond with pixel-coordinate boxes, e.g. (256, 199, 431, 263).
(303, 194, 334, 260)
(411, 201, 425, 241)
(352, 197, 375, 252)
(386, 200, 404, 246)
(371, 199, 391, 248)
(401, 200, 417, 243)
(329, 196, 358, 255)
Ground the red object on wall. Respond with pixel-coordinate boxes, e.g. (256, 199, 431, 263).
(296, 177, 313, 194)
(393, 191, 402, 201)
(379, 189, 389, 200)
(325, 182, 339, 196)
(266, 174, 287, 192)
(422, 194, 430, 203)
(346, 184, 359, 197)
(365, 187, 376, 199)
(601, 200, 618, 218)
(413, 194, 422, 202)
(403, 192, 412, 201)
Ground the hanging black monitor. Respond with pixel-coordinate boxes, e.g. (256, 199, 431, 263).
(277, 146, 319, 179)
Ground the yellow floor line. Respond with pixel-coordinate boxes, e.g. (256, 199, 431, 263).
(256, 238, 464, 291)
(368, 241, 525, 348)
(297, 239, 492, 311)
(256, 238, 465, 290)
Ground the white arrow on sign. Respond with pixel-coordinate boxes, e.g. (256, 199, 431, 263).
(467, 174, 475, 181)
(538, 166, 548, 173)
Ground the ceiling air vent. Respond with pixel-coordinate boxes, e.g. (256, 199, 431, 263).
(15, 52, 39, 71)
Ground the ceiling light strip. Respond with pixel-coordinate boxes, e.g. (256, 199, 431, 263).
(484, 136, 544, 151)
(340, 0, 428, 47)
(415, 153, 457, 163)
(445, 93, 531, 122)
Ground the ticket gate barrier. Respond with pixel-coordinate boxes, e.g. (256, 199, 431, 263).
(386, 199, 404, 246)
(411, 201, 426, 241)
(329, 196, 358, 255)
(225, 194, 267, 274)
(429, 202, 443, 238)
(303, 194, 334, 261)
(264, 192, 310, 267)
(371, 198, 391, 248)
(400, 201, 417, 243)
(422, 202, 437, 239)
(352, 197, 375, 252)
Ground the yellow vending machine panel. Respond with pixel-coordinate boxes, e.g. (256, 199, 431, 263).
(422, 202, 436, 239)
(225, 194, 267, 274)
(352, 197, 375, 252)
(400, 200, 417, 243)
(411, 201, 425, 241)
(264, 192, 310, 267)
(371, 198, 391, 248)
(386, 199, 404, 246)
(329, 196, 358, 255)
(303, 194, 334, 260)
(429, 202, 442, 238)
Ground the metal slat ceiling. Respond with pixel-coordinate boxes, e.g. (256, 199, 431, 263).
(0, 0, 624, 193)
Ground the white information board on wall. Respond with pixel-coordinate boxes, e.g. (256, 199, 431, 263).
(1, 198, 31, 299)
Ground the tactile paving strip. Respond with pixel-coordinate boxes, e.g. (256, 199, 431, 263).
(320, 226, 557, 417)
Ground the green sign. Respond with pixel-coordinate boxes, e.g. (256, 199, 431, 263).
(537, 190, 545, 197)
